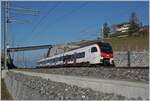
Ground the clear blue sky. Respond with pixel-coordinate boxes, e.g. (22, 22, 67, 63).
(1, 1, 149, 67)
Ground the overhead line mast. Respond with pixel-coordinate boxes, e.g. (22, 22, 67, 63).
(4, 1, 8, 70)
(2, 1, 39, 69)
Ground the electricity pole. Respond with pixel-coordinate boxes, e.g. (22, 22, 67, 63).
(4, 1, 8, 70)
(2, 2, 39, 69)
(101, 25, 104, 42)
(11, 33, 15, 59)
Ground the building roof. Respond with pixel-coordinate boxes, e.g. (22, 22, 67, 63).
(115, 22, 129, 27)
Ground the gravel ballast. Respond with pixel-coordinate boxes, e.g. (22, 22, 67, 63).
(17, 67, 149, 82)
(6, 72, 144, 100)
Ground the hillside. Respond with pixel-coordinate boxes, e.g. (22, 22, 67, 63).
(104, 35, 149, 51)
(65, 35, 149, 52)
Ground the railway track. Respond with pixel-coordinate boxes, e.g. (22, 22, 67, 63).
(15, 66, 149, 82)
(36, 65, 149, 69)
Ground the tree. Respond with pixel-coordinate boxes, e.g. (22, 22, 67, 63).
(102, 22, 110, 38)
(128, 12, 141, 36)
(111, 25, 116, 33)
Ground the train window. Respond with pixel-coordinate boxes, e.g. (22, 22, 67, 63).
(60, 56, 63, 61)
(67, 55, 72, 61)
(98, 43, 113, 53)
(76, 53, 80, 58)
(76, 52, 85, 58)
(43, 61, 45, 64)
(56, 57, 59, 62)
(82, 52, 85, 58)
(52, 58, 55, 63)
(91, 47, 97, 53)
(60, 57, 62, 61)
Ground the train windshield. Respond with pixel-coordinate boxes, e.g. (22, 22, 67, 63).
(98, 43, 113, 53)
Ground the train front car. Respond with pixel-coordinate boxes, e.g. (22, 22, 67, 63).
(36, 42, 115, 68)
(97, 42, 114, 66)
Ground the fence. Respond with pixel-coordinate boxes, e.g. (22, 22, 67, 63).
(114, 51, 149, 67)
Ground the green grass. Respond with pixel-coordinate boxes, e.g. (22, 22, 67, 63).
(104, 35, 149, 51)
(1, 79, 13, 100)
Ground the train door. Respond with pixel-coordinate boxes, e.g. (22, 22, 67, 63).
(73, 53, 76, 65)
(90, 46, 98, 64)
(63, 55, 67, 65)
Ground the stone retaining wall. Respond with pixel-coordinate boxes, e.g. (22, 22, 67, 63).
(4, 71, 149, 100)
(114, 51, 149, 67)
(4, 72, 46, 100)
(5, 71, 135, 100)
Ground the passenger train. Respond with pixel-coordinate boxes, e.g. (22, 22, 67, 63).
(36, 42, 114, 67)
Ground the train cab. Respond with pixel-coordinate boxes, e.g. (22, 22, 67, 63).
(97, 42, 114, 65)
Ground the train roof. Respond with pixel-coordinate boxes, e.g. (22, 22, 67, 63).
(37, 40, 110, 62)
(69, 41, 109, 51)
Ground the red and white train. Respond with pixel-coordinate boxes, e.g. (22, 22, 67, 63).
(36, 42, 114, 67)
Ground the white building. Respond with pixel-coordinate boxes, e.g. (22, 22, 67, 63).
(115, 23, 130, 33)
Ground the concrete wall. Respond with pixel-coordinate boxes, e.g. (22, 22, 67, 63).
(5, 70, 149, 100)
(114, 51, 149, 67)
(4, 72, 48, 100)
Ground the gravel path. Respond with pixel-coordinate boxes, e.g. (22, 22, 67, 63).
(7, 72, 143, 100)
(17, 67, 149, 82)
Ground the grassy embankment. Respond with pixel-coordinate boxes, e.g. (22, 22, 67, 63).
(1, 79, 13, 100)
(104, 35, 149, 51)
